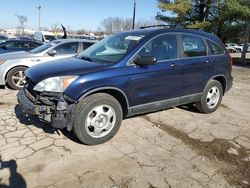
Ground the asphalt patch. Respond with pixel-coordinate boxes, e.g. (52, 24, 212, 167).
(141, 116, 250, 188)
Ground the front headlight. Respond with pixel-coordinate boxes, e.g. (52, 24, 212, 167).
(0, 59, 6, 65)
(34, 76, 78, 92)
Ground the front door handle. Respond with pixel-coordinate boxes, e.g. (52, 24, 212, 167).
(171, 63, 177, 67)
(205, 60, 210, 63)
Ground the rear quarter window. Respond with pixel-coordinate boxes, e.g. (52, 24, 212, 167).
(207, 40, 225, 55)
(182, 35, 207, 57)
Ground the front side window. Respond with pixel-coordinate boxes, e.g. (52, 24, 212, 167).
(137, 34, 177, 61)
(29, 42, 39, 48)
(207, 40, 225, 55)
(78, 33, 145, 63)
(82, 42, 94, 50)
(182, 35, 207, 57)
(54, 42, 78, 54)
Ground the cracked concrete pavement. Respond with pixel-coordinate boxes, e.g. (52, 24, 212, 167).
(0, 66, 250, 188)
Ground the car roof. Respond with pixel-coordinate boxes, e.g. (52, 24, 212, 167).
(52, 39, 97, 43)
(118, 27, 223, 46)
(0, 39, 43, 45)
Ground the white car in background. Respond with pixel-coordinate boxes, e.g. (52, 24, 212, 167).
(226, 43, 243, 52)
(0, 39, 96, 89)
(225, 44, 237, 53)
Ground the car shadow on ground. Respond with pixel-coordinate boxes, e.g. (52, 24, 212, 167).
(177, 103, 201, 113)
(14, 105, 82, 144)
(0, 158, 26, 188)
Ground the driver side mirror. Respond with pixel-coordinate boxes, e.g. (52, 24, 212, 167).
(47, 49, 57, 56)
(0, 45, 7, 49)
(134, 56, 157, 66)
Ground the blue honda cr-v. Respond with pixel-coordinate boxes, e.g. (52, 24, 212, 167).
(17, 26, 233, 145)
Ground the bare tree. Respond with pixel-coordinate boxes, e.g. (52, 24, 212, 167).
(100, 17, 132, 34)
(100, 17, 114, 34)
(123, 18, 133, 31)
(99, 17, 163, 34)
(15, 14, 27, 35)
(135, 18, 162, 29)
(51, 23, 60, 33)
(113, 17, 123, 33)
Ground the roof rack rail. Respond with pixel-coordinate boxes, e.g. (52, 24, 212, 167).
(139, 24, 204, 31)
(139, 25, 177, 29)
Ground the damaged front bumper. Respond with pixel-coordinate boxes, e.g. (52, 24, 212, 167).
(17, 88, 75, 131)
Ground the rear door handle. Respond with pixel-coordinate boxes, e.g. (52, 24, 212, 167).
(205, 60, 210, 63)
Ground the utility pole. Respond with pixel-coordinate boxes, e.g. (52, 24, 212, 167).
(240, 0, 250, 64)
(241, 21, 250, 64)
(132, 0, 136, 30)
(37, 6, 41, 31)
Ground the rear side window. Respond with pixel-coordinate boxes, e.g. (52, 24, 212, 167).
(137, 34, 177, 61)
(21, 42, 30, 48)
(182, 35, 207, 57)
(207, 40, 225, 55)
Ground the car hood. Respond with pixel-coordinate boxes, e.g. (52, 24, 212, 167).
(0, 51, 36, 60)
(25, 57, 110, 84)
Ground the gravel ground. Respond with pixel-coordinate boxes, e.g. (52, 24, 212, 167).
(0, 66, 250, 188)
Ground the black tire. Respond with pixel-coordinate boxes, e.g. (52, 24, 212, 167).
(6, 67, 27, 90)
(73, 93, 123, 145)
(195, 80, 223, 113)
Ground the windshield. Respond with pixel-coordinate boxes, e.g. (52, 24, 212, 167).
(78, 33, 145, 63)
(30, 41, 60, 54)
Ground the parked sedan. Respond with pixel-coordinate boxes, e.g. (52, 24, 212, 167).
(0, 39, 43, 54)
(226, 43, 243, 52)
(225, 44, 236, 53)
(0, 39, 96, 90)
(0, 34, 8, 44)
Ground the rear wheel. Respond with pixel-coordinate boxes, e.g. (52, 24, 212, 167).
(73, 93, 123, 145)
(6, 67, 27, 90)
(196, 80, 223, 113)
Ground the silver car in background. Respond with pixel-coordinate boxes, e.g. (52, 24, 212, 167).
(0, 39, 96, 89)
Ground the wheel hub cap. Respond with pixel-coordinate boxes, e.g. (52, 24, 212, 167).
(12, 71, 26, 87)
(206, 86, 220, 109)
(85, 105, 116, 138)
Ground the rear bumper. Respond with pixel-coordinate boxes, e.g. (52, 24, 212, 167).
(225, 76, 233, 93)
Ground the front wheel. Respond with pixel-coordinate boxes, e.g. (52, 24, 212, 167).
(6, 67, 27, 90)
(195, 80, 223, 113)
(73, 93, 123, 145)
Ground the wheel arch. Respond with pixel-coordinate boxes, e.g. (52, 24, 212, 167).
(78, 87, 130, 117)
(210, 75, 227, 95)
